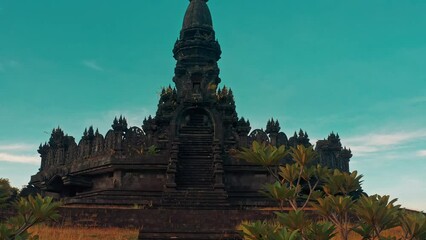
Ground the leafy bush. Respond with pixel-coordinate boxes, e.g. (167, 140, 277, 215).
(0, 178, 19, 208)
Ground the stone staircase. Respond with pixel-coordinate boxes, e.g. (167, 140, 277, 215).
(175, 132, 213, 190)
(163, 113, 230, 209)
(162, 190, 229, 209)
(176, 113, 214, 190)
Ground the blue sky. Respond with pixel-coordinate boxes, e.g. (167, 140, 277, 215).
(0, 0, 425, 211)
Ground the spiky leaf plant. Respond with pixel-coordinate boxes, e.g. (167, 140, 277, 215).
(353, 195, 401, 240)
(399, 211, 426, 240)
(0, 194, 61, 240)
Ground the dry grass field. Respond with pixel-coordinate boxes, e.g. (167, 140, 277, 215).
(29, 226, 139, 240)
(345, 227, 403, 239)
(30, 225, 403, 240)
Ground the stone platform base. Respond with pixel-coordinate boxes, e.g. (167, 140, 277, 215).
(56, 206, 275, 239)
(138, 231, 241, 240)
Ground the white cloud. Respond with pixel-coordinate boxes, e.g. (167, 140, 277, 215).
(0, 143, 39, 164)
(82, 60, 104, 71)
(0, 153, 39, 164)
(367, 175, 426, 211)
(342, 130, 426, 157)
(417, 150, 426, 157)
(0, 144, 36, 151)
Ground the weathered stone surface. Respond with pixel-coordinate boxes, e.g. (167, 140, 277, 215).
(55, 206, 275, 239)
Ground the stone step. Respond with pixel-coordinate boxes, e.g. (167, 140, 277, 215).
(175, 171, 213, 174)
(162, 197, 228, 202)
(178, 161, 213, 165)
(179, 134, 213, 138)
(161, 191, 231, 209)
(176, 170, 212, 174)
(175, 177, 212, 179)
(179, 150, 212, 153)
(138, 231, 241, 239)
(179, 145, 212, 149)
(176, 171, 212, 175)
(175, 172, 212, 175)
(179, 149, 212, 152)
(177, 168, 213, 171)
(177, 163, 213, 167)
(178, 162, 213, 165)
(180, 126, 212, 130)
(175, 173, 213, 177)
(180, 132, 213, 136)
(175, 178, 212, 181)
(175, 184, 213, 187)
(175, 181, 212, 184)
(175, 183, 213, 186)
(177, 168, 212, 171)
(175, 180, 212, 184)
(178, 161, 212, 164)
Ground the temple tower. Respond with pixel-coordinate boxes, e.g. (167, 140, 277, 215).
(173, 0, 221, 103)
(162, 0, 231, 205)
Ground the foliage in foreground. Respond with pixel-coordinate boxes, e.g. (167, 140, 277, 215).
(0, 194, 62, 240)
(0, 178, 19, 208)
(236, 141, 426, 240)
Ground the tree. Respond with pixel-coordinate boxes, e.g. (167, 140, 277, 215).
(0, 178, 19, 208)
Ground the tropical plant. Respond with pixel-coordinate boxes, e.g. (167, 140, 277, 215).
(311, 170, 364, 240)
(237, 143, 339, 240)
(322, 170, 363, 197)
(146, 145, 159, 155)
(234, 141, 288, 180)
(264, 145, 326, 211)
(399, 211, 426, 240)
(311, 195, 354, 240)
(353, 195, 401, 240)
(240, 210, 336, 240)
(239, 220, 286, 240)
(0, 194, 62, 240)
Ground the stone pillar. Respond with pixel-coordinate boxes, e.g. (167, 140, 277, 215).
(113, 170, 122, 189)
(165, 140, 179, 190)
(213, 140, 225, 190)
(57, 148, 65, 165)
(269, 133, 278, 147)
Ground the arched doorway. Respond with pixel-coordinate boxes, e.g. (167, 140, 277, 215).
(175, 108, 214, 190)
(46, 175, 76, 198)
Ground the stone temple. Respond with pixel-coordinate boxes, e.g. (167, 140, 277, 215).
(29, 0, 352, 228)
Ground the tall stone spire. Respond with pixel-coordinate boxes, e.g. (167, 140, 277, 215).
(173, 0, 222, 103)
(183, 0, 212, 30)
